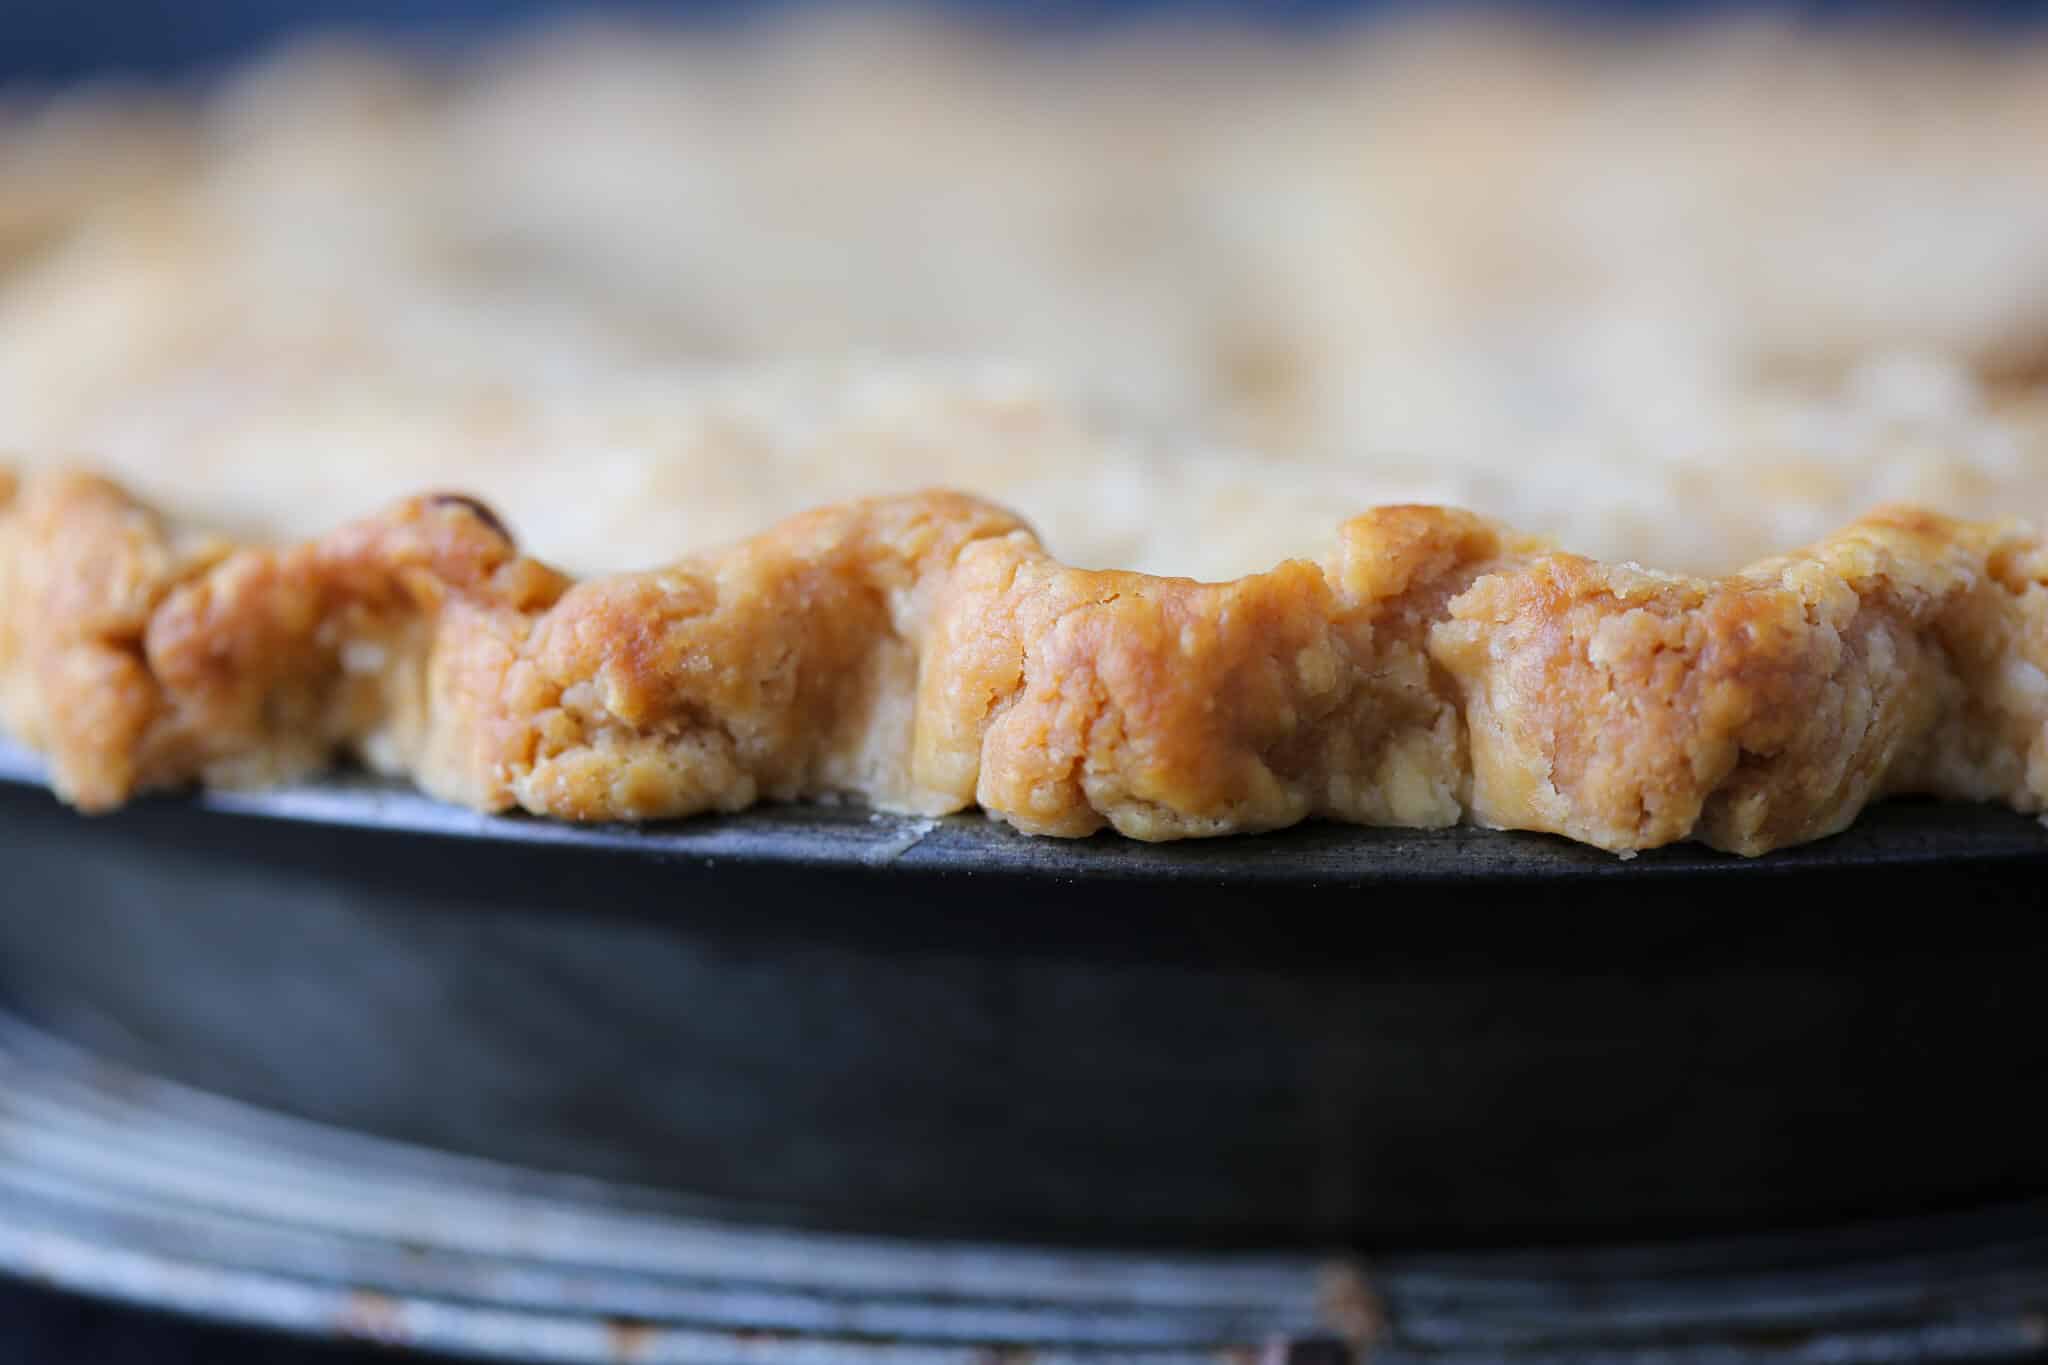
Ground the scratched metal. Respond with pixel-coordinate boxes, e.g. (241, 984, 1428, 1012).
(4, 1015, 2048, 1364)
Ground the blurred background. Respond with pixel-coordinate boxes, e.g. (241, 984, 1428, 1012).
(12, 0, 2033, 82)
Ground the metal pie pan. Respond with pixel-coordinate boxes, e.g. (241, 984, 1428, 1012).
(4, 738, 2048, 1248)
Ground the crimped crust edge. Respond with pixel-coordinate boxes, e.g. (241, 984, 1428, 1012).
(4, 465, 2045, 856)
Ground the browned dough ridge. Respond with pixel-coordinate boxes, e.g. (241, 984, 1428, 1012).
(5, 465, 2046, 855)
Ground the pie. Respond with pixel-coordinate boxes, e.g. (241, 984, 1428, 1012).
(4, 16, 2048, 855)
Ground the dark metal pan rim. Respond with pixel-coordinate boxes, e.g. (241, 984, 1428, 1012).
(5, 738, 2047, 884)
(9, 734, 2048, 1252)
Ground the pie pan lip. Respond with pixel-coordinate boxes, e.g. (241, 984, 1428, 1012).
(4, 736, 2046, 884)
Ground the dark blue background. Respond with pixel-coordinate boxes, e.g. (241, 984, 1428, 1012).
(7, 0, 2047, 81)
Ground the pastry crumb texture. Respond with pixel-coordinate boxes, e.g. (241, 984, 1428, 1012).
(6, 466, 2045, 856)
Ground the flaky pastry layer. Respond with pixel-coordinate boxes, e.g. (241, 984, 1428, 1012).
(4, 465, 2046, 855)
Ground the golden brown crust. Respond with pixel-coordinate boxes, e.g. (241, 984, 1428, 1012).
(0, 470, 567, 810)
(913, 506, 1528, 839)
(4, 465, 2047, 855)
(481, 491, 1027, 821)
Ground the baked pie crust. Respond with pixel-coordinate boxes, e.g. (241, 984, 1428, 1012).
(8, 21, 2048, 855)
(6, 465, 2045, 856)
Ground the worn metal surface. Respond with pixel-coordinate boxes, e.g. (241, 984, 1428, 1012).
(5, 1014, 2048, 1364)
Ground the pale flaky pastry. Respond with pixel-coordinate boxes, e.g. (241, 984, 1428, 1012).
(7, 466, 2046, 855)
